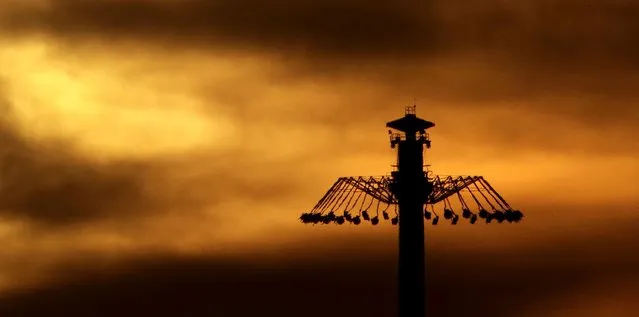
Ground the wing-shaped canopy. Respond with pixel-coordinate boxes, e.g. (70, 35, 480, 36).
(300, 175, 523, 225)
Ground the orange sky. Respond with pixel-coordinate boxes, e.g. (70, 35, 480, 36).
(0, 1, 638, 316)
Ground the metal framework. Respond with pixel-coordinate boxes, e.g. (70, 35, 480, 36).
(300, 106, 524, 317)
(300, 175, 523, 226)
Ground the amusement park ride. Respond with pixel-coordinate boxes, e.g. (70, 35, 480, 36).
(299, 106, 524, 317)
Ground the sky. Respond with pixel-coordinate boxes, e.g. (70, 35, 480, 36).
(0, 0, 638, 316)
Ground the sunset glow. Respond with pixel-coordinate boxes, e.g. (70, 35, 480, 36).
(0, 1, 637, 316)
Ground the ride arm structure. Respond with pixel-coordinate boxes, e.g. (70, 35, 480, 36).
(300, 174, 523, 226)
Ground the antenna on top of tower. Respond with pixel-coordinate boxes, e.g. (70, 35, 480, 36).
(406, 98, 417, 115)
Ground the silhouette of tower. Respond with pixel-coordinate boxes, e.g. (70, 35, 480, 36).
(387, 105, 432, 317)
(300, 106, 523, 317)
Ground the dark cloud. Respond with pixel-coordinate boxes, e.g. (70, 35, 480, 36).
(1, 221, 638, 317)
(0, 94, 161, 224)
(2, 0, 638, 69)
(1, 0, 435, 58)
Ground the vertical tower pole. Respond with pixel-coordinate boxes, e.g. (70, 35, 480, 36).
(388, 107, 434, 317)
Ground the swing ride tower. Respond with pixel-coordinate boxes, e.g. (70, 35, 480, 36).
(388, 105, 432, 317)
(299, 106, 524, 317)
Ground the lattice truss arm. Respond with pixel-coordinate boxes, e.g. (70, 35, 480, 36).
(300, 175, 524, 225)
